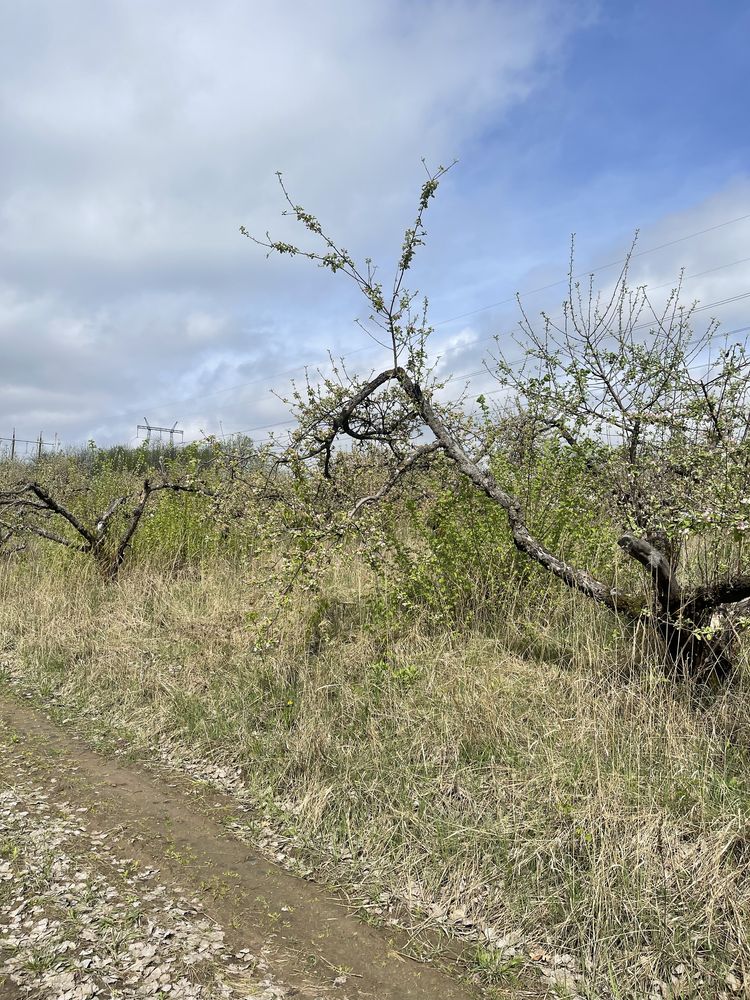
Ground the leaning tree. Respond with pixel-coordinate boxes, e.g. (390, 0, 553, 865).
(243, 167, 750, 682)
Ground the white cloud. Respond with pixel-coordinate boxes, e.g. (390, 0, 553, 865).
(184, 312, 227, 345)
(0, 0, 585, 444)
(412, 175, 750, 417)
(9, 1, 749, 449)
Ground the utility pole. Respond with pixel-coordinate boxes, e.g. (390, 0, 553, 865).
(136, 418, 184, 448)
(1, 430, 58, 459)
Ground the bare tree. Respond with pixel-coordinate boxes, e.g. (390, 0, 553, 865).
(245, 167, 750, 682)
(0, 478, 210, 581)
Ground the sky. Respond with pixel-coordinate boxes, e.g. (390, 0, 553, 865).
(1, 0, 749, 451)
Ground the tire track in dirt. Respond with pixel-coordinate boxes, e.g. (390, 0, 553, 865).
(0, 696, 482, 1000)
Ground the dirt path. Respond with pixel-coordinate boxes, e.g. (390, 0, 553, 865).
(0, 695, 481, 1000)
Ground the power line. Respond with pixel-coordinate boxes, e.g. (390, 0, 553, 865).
(147, 258, 750, 445)
(432, 214, 750, 327)
(648, 256, 750, 291)
(135, 249, 750, 422)
(113, 215, 750, 424)
(435, 287, 750, 366)
(199, 297, 750, 447)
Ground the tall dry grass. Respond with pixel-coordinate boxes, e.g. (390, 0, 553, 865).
(1, 548, 749, 998)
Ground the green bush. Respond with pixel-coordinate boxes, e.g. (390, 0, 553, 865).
(370, 441, 614, 631)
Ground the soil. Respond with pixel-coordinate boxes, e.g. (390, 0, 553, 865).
(0, 694, 481, 1000)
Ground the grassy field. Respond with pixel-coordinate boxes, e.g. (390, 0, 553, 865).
(1, 512, 749, 998)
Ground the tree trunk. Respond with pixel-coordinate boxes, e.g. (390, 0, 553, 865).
(618, 531, 744, 684)
(659, 611, 736, 684)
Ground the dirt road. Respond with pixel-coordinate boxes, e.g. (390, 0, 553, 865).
(0, 696, 481, 1000)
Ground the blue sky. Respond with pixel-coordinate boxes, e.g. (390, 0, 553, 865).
(539, 3, 749, 181)
(508, 2, 750, 223)
(1, 0, 748, 448)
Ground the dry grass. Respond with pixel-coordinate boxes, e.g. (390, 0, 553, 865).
(1, 552, 750, 998)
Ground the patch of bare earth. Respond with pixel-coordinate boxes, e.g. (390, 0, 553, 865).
(0, 697, 483, 1000)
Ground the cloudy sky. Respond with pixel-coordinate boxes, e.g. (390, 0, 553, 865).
(1, 0, 749, 451)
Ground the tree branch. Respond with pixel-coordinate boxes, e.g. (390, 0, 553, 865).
(688, 576, 750, 616)
(21, 526, 90, 553)
(25, 483, 97, 547)
(395, 367, 642, 616)
(95, 496, 128, 537)
(111, 480, 210, 577)
(349, 441, 442, 518)
(617, 533, 681, 611)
